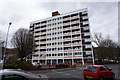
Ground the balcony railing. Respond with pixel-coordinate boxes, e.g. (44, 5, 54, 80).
(63, 32, 71, 36)
(71, 26, 80, 30)
(73, 49, 81, 52)
(71, 15, 79, 20)
(63, 27, 70, 31)
(63, 17, 71, 21)
(71, 21, 79, 25)
(72, 43, 81, 46)
(63, 22, 70, 26)
(72, 37, 81, 40)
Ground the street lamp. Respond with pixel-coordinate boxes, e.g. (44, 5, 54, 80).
(1, 22, 12, 69)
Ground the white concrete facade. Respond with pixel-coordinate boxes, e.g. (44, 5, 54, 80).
(30, 8, 94, 65)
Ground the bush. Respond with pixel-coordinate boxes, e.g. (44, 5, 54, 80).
(4, 60, 35, 70)
(4, 63, 18, 69)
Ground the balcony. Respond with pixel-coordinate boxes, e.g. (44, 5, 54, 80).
(36, 42, 40, 45)
(32, 57, 39, 59)
(72, 43, 81, 46)
(40, 21, 47, 26)
(35, 47, 40, 50)
(40, 27, 46, 31)
(63, 15, 70, 19)
(34, 52, 40, 54)
(35, 24, 40, 27)
(35, 31, 40, 34)
(63, 27, 70, 31)
(72, 31, 80, 35)
(30, 28, 34, 31)
(72, 37, 81, 41)
(79, 12, 88, 17)
(63, 32, 71, 36)
(73, 49, 81, 52)
(81, 34, 90, 38)
(71, 15, 79, 20)
(40, 36, 46, 39)
(80, 23, 89, 27)
(80, 17, 88, 22)
(39, 46, 46, 49)
(34, 28, 41, 32)
(38, 51, 46, 54)
(71, 26, 80, 30)
(63, 38, 71, 41)
(83, 52, 92, 57)
(64, 50, 72, 53)
(71, 21, 79, 25)
(83, 47, 92, 51)
(35, 33, 41, 36)
(30, 25, 34, 28)
(40, 41, 46, 44)
(40, 32, 46, 35)
(35, 37, 40, 40)
(63, 44, 71, 47)
(63, 22, 70, 26)
(82, 40, 91, 45)
(63, 17, 71, 21)
(81, 28, 89, 33)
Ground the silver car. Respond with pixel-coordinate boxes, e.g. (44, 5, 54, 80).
(0, 69, 49, 80)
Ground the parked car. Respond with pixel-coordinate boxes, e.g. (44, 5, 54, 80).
(116, 61, 119, 64)
(83, 65, 115, 80)
(56, 63, 69, 68)
(32, 62, 42, 67)
(0, 69, 49, 80)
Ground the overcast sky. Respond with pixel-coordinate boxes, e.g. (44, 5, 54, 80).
(0, 0, 119, 48)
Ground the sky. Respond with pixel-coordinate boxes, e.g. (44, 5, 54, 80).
(0, 0, 119, 48)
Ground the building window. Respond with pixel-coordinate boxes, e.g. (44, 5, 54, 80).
(83, 27, 89, 30)
(82, 16, 88, 19)
(83, 21, 89, 25)
(49, 54, 51, 57)
(85, 39, 91, 42)
(84, 32, 90, 36)
(82, 11, 87, 14)
(85, 45, 92, 48)
(86, 52, 92, 55)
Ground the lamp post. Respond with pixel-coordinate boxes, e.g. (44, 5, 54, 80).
(1, 22, 12, 69)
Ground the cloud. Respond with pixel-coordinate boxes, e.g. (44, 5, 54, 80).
(0, 1, 118, 48)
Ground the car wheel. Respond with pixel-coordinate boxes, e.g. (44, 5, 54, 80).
(84, 77, 87, 80)
(111, 74, 115, 80)
(99, 77, 104, 80)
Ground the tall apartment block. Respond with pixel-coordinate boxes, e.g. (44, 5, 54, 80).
(30, 8, 94, 65)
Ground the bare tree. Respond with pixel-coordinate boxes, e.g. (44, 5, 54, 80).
(103, 35, 117, 47)
(93, 32, 118, 61)
(11, 28, 34, 61)
(92, 32, 105, 47)
(0, 31, 2, 60)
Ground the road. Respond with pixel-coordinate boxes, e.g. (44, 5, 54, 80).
(106, 64, 119, 79)
(43, 69, 83, 80)
(41, 64, 119, 80)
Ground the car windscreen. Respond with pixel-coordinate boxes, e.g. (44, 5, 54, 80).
(84, 66, 98, 72)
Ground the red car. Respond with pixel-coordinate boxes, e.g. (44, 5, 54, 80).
(83, 65, 115, 80)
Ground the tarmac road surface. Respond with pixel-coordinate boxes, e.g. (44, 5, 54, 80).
(40, 64, 119, 80)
